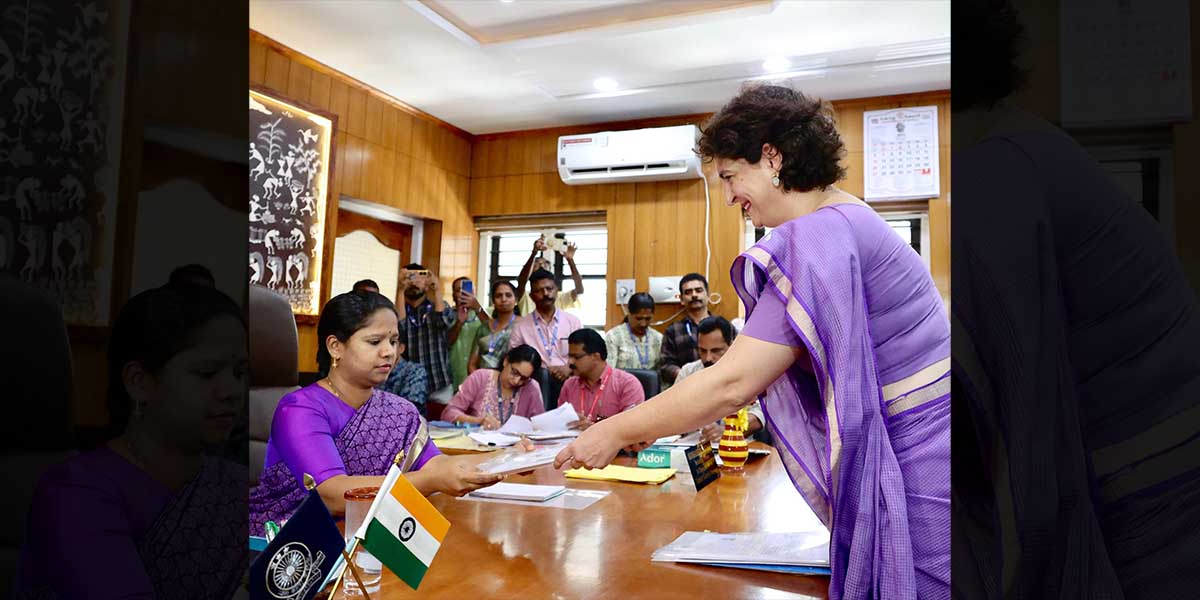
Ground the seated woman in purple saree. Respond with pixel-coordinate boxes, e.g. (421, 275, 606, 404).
(16, 285, 248, 600)
(555, 85, 950, 600)
(251, 290, 508, 535)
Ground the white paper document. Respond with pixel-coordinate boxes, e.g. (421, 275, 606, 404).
(467, 431, 521, 447)
(498, 415, 534, 434)
(651, 531, 831, 567)
(468, 482, 567, 502)
(531, 403, 579, 432)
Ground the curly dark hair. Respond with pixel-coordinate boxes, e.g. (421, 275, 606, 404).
(697, 84, 846, 192)
(952, 0, 1027, 111)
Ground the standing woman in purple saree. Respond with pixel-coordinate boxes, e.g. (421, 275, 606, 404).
(555, 85, 950, 599)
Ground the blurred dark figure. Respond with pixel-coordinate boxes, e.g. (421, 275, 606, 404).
(14, 286, 248, 599)
(352, 278, 380, 294)
(953, 0, 1200, 597)
(167, 263, 217, 288)
(0, 276, 75, 595)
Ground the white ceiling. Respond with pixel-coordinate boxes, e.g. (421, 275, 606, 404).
(249, 0, 950, 135)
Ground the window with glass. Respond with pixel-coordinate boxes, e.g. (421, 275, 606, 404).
(478, 227, 608, 328)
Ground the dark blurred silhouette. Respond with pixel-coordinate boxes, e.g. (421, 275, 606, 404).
(952, 0, 1200, 597)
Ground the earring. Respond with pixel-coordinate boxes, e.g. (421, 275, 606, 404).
(771, 173, 781, 187)
(332, 356, 339, 369)
(132, 399, 145, 418)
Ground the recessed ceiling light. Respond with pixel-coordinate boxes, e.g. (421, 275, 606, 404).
(500, 0, 515, 3)
(593, 77, 618, 92)
(762, 57, 791, 73)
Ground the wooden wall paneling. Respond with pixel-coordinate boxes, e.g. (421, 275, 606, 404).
(341, 135, 363, 199)
(249, 40, 268, 84)
(837, 107, 864, 153)
(309, 71, 332, 110)
(654, 181, 679, 275)
(470, 138, 489, 178)
(537, 132, 557, 174)
(381, 105, 398, 149)
(264, 48, 290, 91)
(298, 327, 319, 373)
(422, 219, 443, 277)
(379, 147, 396, 206)
(500, 174, 522, 215)
(395, 111, 414, 157)
(841, 151, 865, 198)
(632, 183, 655, 288)
(520, 174, 541, 216)
(364, 94, 384, 145)
(345, 87, 367, 138)
(430, 166, 449, 220)
(676, 180, 702, 277)
(522, 135, 541, 175)
(329, 79, 350, 129)
(412, 119, 432, 163)
(392, 152, 412, 210)
(485, 138, 507, 178)
(286, 62, 312, 101)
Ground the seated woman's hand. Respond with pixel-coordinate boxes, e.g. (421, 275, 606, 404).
(480, 414, 501, 430)
(423, 454, 504, 497)
(701, 422, 723, 445)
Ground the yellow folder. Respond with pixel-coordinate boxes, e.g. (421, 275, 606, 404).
(565, 464, 676, 485)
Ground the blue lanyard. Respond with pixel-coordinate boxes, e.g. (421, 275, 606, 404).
(534, 311, 560, 359)
(627, 323, 650, 368)
(491, 373, 513, 423)
(485, 314, 516, 357)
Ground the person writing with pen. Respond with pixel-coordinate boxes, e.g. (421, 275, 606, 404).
(557, 329, 643, 430)
(441, 344, 545, 429)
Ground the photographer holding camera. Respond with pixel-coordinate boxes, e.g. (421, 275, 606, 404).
(397, 264, 457, 418)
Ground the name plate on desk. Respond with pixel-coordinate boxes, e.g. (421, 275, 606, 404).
(637, 446, 672, 469)
(683, 442, 720, 491)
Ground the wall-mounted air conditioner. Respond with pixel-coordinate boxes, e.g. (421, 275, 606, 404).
(557, 124, 701, 185)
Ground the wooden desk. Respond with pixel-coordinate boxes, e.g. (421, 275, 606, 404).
(336, 442, 829, 599)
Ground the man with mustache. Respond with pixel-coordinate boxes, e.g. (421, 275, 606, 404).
(676, 316, 765, 444)
(558, 328, 644, 430)
(515, 235, 584, 316)
(510, 269, 583, 383)
(659, 273, 711, 386)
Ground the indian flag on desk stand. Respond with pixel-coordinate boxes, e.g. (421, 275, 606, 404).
(351, 461, 452, 590)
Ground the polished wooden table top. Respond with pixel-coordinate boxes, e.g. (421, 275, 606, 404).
(336, 442, 829, 599)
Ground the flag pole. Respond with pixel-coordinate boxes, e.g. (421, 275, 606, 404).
(305, 473, 373, 600)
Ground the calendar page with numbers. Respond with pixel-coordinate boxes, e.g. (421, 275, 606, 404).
(863, 106, 940, 201)
(1061, 0, 1191, 127)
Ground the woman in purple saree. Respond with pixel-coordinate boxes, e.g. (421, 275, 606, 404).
(556, 85, 950, 599)
(250, 291, 510, 535)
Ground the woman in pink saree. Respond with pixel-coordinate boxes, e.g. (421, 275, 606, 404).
(556, 85, 950, 599)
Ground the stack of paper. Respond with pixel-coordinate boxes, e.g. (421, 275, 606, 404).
(496, 404, 581, 440)
(651, 531, 831, 574)
(564, 464, 676, 485)
(468, 482, 567, 502)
